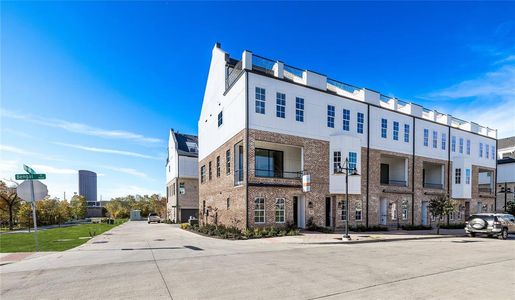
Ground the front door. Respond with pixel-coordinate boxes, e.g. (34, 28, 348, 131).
(464, 202, 470, 220)
(379, 198, 387, 225)
(297, 196, 306, 229)
(293, 197, 298, 226)
(325, 197, 331, 227)
(421, 201, 428, 226)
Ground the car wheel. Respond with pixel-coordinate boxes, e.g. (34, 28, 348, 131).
(499, 228, 508, 240)
(148, 221, 150, 224)
(469, 232, 476, 237)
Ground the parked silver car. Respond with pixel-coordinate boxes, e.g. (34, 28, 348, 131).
(147, 213, 161, 224)
(465, 213, 515, 240)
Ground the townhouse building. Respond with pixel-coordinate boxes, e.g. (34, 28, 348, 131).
(198, 43, 497, 230)
(166, 129, 199, 223)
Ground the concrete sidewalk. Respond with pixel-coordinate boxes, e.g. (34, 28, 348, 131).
(242, 228, 466, 245)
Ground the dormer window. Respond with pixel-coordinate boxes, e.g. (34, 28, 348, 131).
(186, 142, 198, 153)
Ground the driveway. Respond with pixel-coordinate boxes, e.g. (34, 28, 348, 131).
(1, 221, 514, 299)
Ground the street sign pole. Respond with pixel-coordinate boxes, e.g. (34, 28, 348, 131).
(30, 179, 39, 252)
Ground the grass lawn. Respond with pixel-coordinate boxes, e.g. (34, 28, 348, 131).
(0, 220, 126, 253)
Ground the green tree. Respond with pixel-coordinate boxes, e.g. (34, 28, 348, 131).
(151, 194, 167, 219)
(506, 200, 515, 215)
(428, 195, 456, 234)
(17, 202, 33, 230)
(57, 200, 71, 226)
(70, 195, 87, 219)
(0, 180, 21, 230)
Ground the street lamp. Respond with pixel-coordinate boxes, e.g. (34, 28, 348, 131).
(498, 183, 513, 212)
(336, 157, 360, 241)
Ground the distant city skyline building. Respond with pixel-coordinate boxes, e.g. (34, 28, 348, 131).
(78, 170, 97, 202)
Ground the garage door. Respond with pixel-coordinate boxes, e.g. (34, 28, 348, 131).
(180, 209, 198, 223)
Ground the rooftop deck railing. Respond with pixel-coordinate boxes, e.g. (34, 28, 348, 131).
(252, 55, 275, 76)
(283, 64, 304, 80)
(225, 61, 243, 90)
(327, 78, 361, 94)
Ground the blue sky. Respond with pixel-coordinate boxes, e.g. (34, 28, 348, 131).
(1, 1, 514, 199)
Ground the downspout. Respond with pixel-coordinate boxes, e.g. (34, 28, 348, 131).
(366, 104, 370, 228)
(245, 71, 249, 229)
(495, 138, 498, 211)
(411, 116, 415, 225)
(448, 126, 451, 198)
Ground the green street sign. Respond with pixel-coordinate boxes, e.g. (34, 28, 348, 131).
(23, 164, 36, 175)
(15, 173, 46, 180)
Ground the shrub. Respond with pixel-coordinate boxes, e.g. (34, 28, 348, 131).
(305, 216, 334, 233)
(439, 223, 466, 229)
(180, 223, 190, 230)
(401, 224, 432, 231)
(287, 229, 300, 236)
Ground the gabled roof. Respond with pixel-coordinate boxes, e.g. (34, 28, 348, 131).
(498, 136, 515, 150)
(172, 130, 198, 157)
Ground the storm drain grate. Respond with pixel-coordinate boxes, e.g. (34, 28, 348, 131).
(183, 245, 203, 251)
(154, 239, 165, 241)
(92, 241, 108, 244)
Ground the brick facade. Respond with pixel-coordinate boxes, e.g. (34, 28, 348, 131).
(199, 128, 497, 229)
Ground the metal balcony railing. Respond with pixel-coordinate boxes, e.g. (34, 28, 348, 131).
(225, 61, 243, 90)
(424, 182, 444, 189)
(479, 187, 493, 194)
(381, 180, 407, 187)
(255, 169, 302, 179)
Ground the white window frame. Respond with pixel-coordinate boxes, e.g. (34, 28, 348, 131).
(393, 121, 399, 141)
(327, 105, 335, 128)
(276, 92, 286, 118)
(343, 109, 350, 131)
(357, 112, 364, 134)
(348, 152, 357, 171)
(381, 118, 387, 138)
(455, 168, 461, 184)
(333, 151, 341, 174)
(255, 87, 266, 114)
(275, 198, 285, 223)
(254, 197, 265, 224)
(295, 97, 304, 122)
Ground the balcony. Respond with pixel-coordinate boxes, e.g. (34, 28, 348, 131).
(478, 169, 494, 194)
(423, 162, 444, 190)
(380, 155, 408, 187)
(254, 141, 303, 181)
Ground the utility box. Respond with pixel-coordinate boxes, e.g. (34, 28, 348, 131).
(130, 210, 141, 221)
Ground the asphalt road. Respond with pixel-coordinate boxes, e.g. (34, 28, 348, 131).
(1, 221, 514, 299)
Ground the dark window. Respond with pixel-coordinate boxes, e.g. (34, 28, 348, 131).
(200, 166, 206, 183)
(218, 111, 223, 127)
(255, 148, 284, 178)
(226, 149, 231, 175)
(216, 156, 220, 177)
(380, 163, 389, 185)
(208, 161, 212, 180)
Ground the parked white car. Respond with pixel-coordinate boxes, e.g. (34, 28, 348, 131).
(147, 213, 161, 224)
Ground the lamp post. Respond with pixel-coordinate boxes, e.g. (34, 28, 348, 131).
(337, 157, 359, 241)
(498, 183, 513, 212)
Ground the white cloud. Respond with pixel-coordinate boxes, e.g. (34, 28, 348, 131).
(425, 62, 515, 138)
(427, 65, 515, 99)
(54, 142, 162, 160)
(30, 164, 76, 175)
(1, 110, 163, 144)
(101, 185, 163, 200)
(0, 145, 37, 156)
(100, 165, 148, 178)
